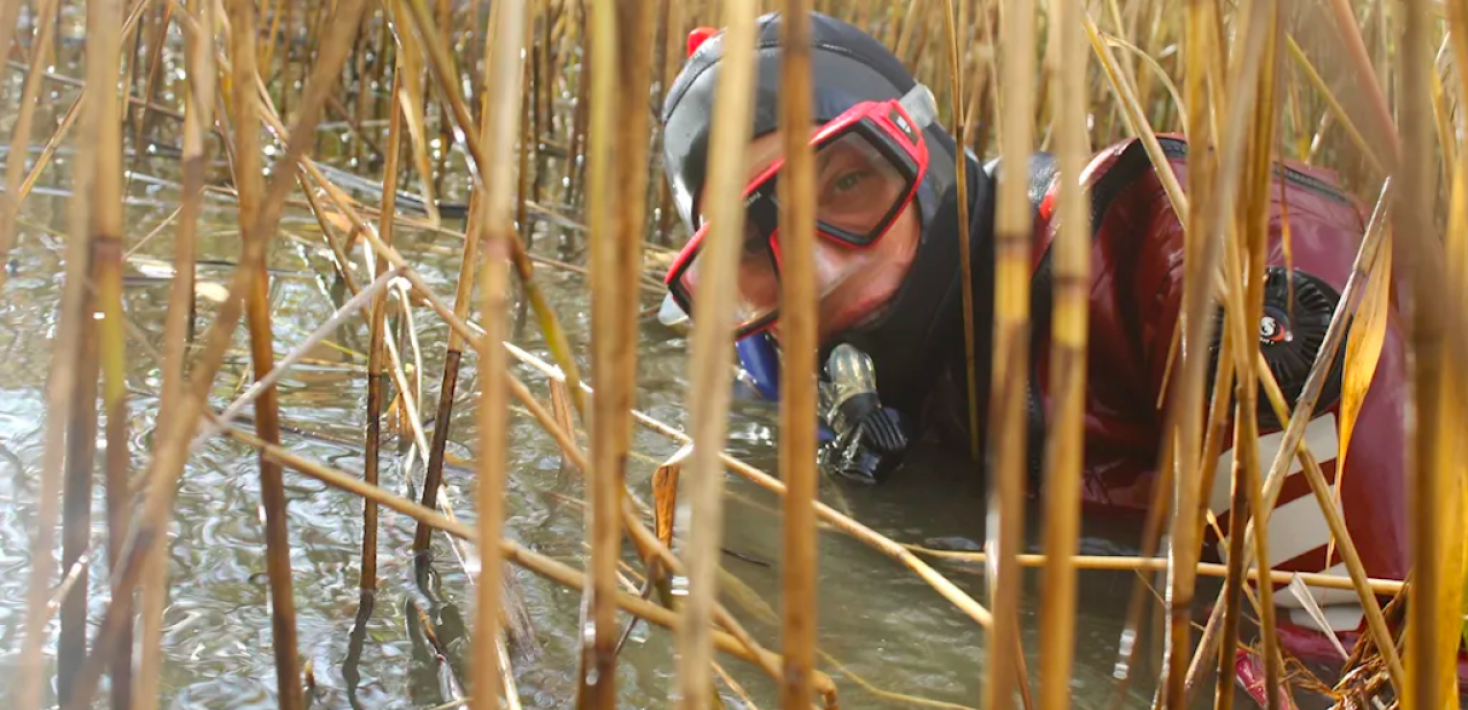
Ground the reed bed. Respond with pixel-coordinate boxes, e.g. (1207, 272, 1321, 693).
(2, 0, 1467, 709)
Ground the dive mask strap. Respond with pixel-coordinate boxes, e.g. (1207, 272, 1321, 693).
(902, 81, 954, 235)
(899, 83, 939, 131)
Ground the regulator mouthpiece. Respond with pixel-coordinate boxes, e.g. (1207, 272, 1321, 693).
(826, 343, 879, 410)
(818, 344, 910, 485)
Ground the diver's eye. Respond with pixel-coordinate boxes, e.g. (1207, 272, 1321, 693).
(741, 233, 767, 258)
(833, 170, 869, 193)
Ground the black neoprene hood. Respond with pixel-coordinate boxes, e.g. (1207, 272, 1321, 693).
(660, 12, 929, 232)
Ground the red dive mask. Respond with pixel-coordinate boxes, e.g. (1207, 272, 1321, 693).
(664, 82, 939, 339)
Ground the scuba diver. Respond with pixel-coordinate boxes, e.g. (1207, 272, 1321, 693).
(657, 10, 1425, 687)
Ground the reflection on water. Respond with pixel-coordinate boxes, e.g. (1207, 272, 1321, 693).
(0, 54, 1226, 710)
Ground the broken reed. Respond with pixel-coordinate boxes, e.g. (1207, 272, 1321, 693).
(6, 1, 1468, 709)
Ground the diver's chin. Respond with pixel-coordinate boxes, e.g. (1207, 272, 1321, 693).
(821, 296, 897, 346)
(852, 299, 895, 328)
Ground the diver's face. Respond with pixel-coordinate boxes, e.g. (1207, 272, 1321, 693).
(708, 131, 922, 345)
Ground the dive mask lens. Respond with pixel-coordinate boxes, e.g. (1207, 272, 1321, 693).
(667, 203, 782, 338)
(808, 131, 919, 246)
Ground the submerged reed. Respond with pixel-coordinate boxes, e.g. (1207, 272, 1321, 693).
(5, 1, 1467, 709)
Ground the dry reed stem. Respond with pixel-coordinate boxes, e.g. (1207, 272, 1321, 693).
(1082, 13, 1191, 224)
(230, 0, 304, 703)
(1192, 287, 1243, 705)
(1441, 168, 1468, 710)
(580, 0, 623, 706)
(1242, 11, 1287, 703)
(134, 0, 215, 700)
(6, 0, 154, 228)
(59, 264, 101, 706)
(1161, 0, 1273, 705)
(1282, 36, 1385, 177)
(987, 0, 1036, 706)
(1252, 360, 1404, 682)
(207, 271, 400, 438)
(563, 3, 588, 209)
(1103, 431, 1177, 710)
(672, 2, 758, 706)
(0, 0, 61, 295)
(653, 449, 689, 550)
(582, 0, 657, 702)
(495, 630, 524, 710)
(14, 94, 82, 208)
(910, 546, 1411, 595)
(1037, 0, 1091, 704)
(654, 0, 687, 242)
(1094, 34, 1187, 129)
(498, 372, 790, 696)
(0, 0, 22, 109)
(385, 0, 441, 229)
(88, 0, 136, 704)
(942, 0, 979, 463)
(364, 60, 406, 591)
(58, 2, 368, 704)
(712, 663, 762, 710)
(1449, 0, 1468, 117)
(496, 375, 794, 694)
(1397, 0, 1449, 705)
(260, 0, 285, 78)
(514, 27, 535, 341)
(16, 2, 108, 706)
(410, 13, 488, 557)
(48, 546, 97, 621)
(612, 0, 656, 520)
(130, 0, 175, 192)
(1209, 11, 1287, 702)
(503, 341, 996, 629)
(1185, 181, 1404, 702)
(775, 3, 819, 708)
(2, 57, 187, 120)
(228, 68, 514, 485)
(214, 423, 833, 690)
(1430, 37, 1457, 207)
(399, 0, 589, 418)
(472, 0, 528, 706)
(1324, 0, 1400, 169)
(1216, 330, 1249, 710)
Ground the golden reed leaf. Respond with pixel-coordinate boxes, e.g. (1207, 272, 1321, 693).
(1446, 158, 1468, 676)
(1336, 236, 1392, 478)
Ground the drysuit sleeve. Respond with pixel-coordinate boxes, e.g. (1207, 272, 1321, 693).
(1123, 152, 1410, 636)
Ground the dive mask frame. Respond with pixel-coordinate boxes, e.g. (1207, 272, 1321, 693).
(664, 82, 939, 340)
